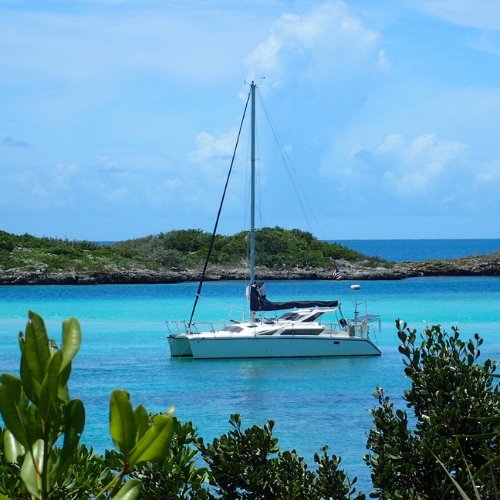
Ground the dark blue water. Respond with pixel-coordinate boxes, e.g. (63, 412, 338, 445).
(101, 238, 500, 262)
(337, 239, 500, 262)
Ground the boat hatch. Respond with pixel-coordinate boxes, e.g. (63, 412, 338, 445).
(279, 312, 302, 321)
(279, 309, 335, 323)
(224, 325, 244, 333)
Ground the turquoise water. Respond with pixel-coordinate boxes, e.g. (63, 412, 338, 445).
(1, 277, 499, 492)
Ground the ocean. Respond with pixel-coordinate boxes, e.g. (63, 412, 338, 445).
(337, 238, 500, 262)
(0, 239, 499, 494)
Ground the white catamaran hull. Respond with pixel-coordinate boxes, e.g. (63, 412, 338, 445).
(169, 334, 380, 359)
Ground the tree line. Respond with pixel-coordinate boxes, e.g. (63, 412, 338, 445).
(0, 227, 372, 274)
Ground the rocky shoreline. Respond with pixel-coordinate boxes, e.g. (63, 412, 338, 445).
(0, 253, 499, 285)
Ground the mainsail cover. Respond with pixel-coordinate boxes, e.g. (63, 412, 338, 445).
(250, 282, 338, 312)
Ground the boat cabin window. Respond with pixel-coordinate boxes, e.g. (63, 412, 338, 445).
(303, 312, 323, 322)
(279, 312, 301, 321)
(258, 330, 278, 336)
(224, 326, 244, 333)
(280, 328, 323, 336)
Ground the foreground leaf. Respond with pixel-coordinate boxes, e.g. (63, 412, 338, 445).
(128, 413, 174, 467)
(113, 478, 142, 500)
(0, 374, 27, 447)
(3, 428, 25, 464)
(24, 311, 51, 384)
(54, 399, 86, 480)
(61, 317, 81, 373)
(110, 390, 136, 455)
(20, 438, 45, 498)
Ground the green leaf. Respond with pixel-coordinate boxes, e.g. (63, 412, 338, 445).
(24, 311, 51, 384)
(58, 362, 71, 400)
(61, 317, 81, 372)
(3, 428, 25, 464)
(20, 350, 37, 403)
(110, 390, 136, 456)
(134, 404, 149, 443)
(113, 478, 142, 500)
(54, 399, 85, 480)
(433, 450, 478, 500)
(127, 413, 174, 467)
(0, 374, 28, 447)
(20, 438, 45, 499)
(39, 350, 63, 420)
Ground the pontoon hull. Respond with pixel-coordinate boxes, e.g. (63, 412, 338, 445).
(170, 335, 380, 359)
(168, 334, 193, 357)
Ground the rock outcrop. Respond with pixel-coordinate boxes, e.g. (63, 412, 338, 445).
(397, 253, 500, 277)
(0, 252, 498, 285)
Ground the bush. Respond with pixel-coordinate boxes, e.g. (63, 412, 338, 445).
(198, 413, 363, 499)
(0, 312, 175, 499)
(365, 321, 500, 499)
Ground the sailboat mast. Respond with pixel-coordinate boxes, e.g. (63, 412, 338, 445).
(250, 81, 256, 287)
(249, 81, 256, 322)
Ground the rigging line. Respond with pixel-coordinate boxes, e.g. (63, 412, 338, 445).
(257, 91, 323, 238)
(187, 88, 252, 332)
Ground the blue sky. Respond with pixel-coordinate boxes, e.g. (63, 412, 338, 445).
(1, 0, 499, 241)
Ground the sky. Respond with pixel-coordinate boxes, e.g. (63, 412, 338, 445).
(1, 0, 499, 241)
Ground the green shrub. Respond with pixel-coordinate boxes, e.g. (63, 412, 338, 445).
(365, 321, 500, 499)
(0, 312, 175, 499)
(0, 227, 374, 274)
(198, 414, 363, 499)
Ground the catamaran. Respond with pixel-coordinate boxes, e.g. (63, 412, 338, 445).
(167, 83, 381, 359)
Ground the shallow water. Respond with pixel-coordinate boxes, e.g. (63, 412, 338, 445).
(0, 277, 499, 492)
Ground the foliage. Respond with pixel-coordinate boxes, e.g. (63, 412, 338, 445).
(43, 445, 115, 500)
(0, 311, 85, 499)
(103, 389, 175, 497)
(127, 418, 210, 499)
(0, 427, 115, 499)
(109, 227, 366, 270)
(0, 227, 374, 275)
(0, 312, 175, 499)
(365, 321, 500, 499)
(198, 413, 363, 499)
(0, 230, 126, 272)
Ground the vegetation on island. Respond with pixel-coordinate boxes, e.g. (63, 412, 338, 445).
(0, 228, 372, 275)
(1, 313, 498, 498)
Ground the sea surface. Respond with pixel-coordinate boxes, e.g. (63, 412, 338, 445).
(337, 238, 500, 262)
(1, 240, 499, 493)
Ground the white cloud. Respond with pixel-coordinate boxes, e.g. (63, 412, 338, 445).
(475, 160, 500, 183)
(245, 0, 382, 86)
(189, 130, 238, 169)
(376, 133, 467, 196)
(328, 132, 468, 197)
(52, 163, 81, 190)
(414, 0, 500, 31)
(0, 8, 260, 85)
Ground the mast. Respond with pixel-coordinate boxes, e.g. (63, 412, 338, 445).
(186, 87, 252, 333)
(250, 81, 256, 321)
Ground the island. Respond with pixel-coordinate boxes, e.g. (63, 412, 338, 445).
(0, 228, 498, 285)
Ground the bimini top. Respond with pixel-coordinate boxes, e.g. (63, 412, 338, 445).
(249, 281, 339, 312)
